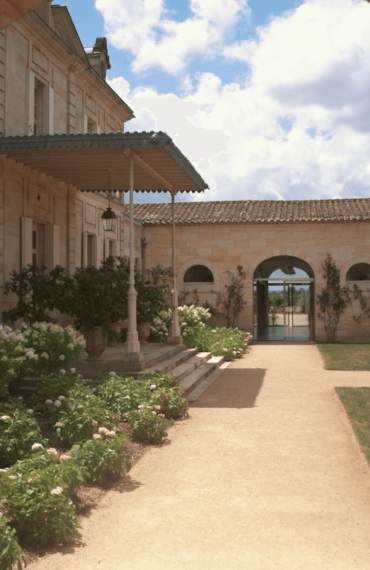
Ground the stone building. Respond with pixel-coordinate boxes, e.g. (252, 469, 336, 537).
(1, 3, 369, 345)
(131, 200, 370, 343)
(0, 2, 145, 320)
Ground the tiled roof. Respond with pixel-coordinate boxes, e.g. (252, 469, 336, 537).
(126, 199, 370, 226)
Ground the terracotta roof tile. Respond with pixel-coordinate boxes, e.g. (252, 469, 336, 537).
(126, 199, 370, 226)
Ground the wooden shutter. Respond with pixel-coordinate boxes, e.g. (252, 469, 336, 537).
(44, 224, 60, 270)
(21, 216, 33, 267)
(27, 71, 36, 136)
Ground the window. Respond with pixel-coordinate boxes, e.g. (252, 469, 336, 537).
(87, 234, 95, 266)
(28, 71, 54, 135)
(346, 263, 370, 281)
(87, 118, 97, 134)
(184, 265, 214, 283)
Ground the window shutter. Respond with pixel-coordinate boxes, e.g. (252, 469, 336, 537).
(43, 85, 54, 135)
(97, 125, 101, 134)
(95, 234, 101, 267)
(84, 114, 88, 134)
(21, 216, 33, 267)
(82, 232, 87, 267)
(27, 71, 35, 136)
(44, 224, 60, 271)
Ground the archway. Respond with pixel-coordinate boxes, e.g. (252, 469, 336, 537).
(253, 256, 315, 341)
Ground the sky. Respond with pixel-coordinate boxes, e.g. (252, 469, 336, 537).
(59, 0, 370, 204)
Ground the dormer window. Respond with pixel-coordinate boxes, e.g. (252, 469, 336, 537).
(85, 37, 111, 82)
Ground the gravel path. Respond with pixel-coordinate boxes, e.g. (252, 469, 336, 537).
(30, 344, 370, 570)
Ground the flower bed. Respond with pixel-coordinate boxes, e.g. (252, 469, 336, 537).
(0, 324, 189, 568)
(148, 305, 252, 360)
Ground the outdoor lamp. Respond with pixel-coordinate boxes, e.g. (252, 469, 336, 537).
(101, 206, 117, 232)
(101, 169, 117, 231)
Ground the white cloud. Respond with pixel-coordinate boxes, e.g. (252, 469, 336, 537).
(108, 0, 370, 202)
(96, 0, 249, 74)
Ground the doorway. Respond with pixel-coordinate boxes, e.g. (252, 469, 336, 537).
(253, 256, 314, 342)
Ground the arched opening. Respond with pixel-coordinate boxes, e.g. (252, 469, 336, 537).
(184, 264, 214, 283)
(346, 263, 370, 282)
(253, 256, 314, 342)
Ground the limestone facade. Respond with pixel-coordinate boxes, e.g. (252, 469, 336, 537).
(143, 219, 370, 342)
(0, 3, 144, 318)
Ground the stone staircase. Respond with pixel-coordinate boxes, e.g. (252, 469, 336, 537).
(14, 345, 226, 402)
(145, 347, 225, 398)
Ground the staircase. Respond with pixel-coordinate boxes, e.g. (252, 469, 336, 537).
(14, 345, 226, 402)
(145, 347, 225, 399)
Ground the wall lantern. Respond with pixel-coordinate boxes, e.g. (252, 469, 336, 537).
(101, 169, 117, 232)
(101, 206, 117, 232)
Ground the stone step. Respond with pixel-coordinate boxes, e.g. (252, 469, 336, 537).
(146, 347, 199, 375)
(186, 361, 231, 402)
(163, 352, 212, 383)
(179, 356, 224, 396)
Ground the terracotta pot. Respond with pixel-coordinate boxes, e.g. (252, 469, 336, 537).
(105, 322, 122, 346)
(137, 321, 151, 344)
(84, 327, 108, 361)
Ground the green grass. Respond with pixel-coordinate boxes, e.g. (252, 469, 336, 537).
(336, 388, 370, 465)
(182, 325, 250, 361)
(317, 344, 370, 370)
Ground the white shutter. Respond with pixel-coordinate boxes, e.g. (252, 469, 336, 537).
(27, 71, 36, 136)
(44, 224, 60, 270)
(21, 217, 33, 267)
(97, 125, 101, 134)
(82, 232, 87, 267)
(43, 85, 54, 135)
(84, 114, 88, 134)
(95, 234, 101, 267)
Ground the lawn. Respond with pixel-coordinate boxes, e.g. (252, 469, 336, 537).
(317, 344, 370, 370)
(336, 388, 370, 466)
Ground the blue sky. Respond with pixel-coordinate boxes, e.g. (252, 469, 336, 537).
(59, 0, 370, 204)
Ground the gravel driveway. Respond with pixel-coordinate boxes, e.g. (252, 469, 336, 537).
(30, 344, 370, 570)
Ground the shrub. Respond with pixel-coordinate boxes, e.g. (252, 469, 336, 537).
(0, 468, 79, 546)
(91, 374, 142, 419)
(24, 323, 85, 375)
(0, 326, 28, 397)
(30, 370, 85, 416)
(178, 305, 210, 333)
(0, 403, 46, 468)
(0, 514, 26, 570)
(183, 325, 250, 361)
(70, 432, 130, 484)
(55, 388, 118, 445)
(125, 409, 173, 444)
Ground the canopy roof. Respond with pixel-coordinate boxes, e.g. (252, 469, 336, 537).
(0, 132, 208, 193)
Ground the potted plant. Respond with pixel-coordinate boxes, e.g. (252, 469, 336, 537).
(2, 264, 66, 325)
(101, 256, 129, 345)
(135, 270, 171, 343)
(61, 262, 128, 360)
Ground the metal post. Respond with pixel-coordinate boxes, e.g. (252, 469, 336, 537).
(167, 192, 182, 344)
(125, 158, 141, 355)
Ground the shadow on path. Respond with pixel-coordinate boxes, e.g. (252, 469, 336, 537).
(192, 367, 266, 409)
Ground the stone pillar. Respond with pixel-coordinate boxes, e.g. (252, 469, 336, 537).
(124, 158, 143, 362)
(167, 192, 182, 344)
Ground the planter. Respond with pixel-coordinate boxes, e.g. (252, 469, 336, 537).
(105, 322, 122, 346)
(137, 321, 151, 344)
(84, 327, 108, 361)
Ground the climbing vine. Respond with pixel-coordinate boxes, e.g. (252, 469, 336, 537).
(316, 254, 370, 342)
(217, 266, 248, 328)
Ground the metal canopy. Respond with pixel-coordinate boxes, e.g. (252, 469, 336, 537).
(0, 131, 208, 193)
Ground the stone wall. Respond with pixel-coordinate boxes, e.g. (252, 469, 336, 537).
(143, 221, 370, 342)
(0, 156, 143, 319)
(2, 11, 131, 137)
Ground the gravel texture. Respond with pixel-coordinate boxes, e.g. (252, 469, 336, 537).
(29, 344, 370, 570)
